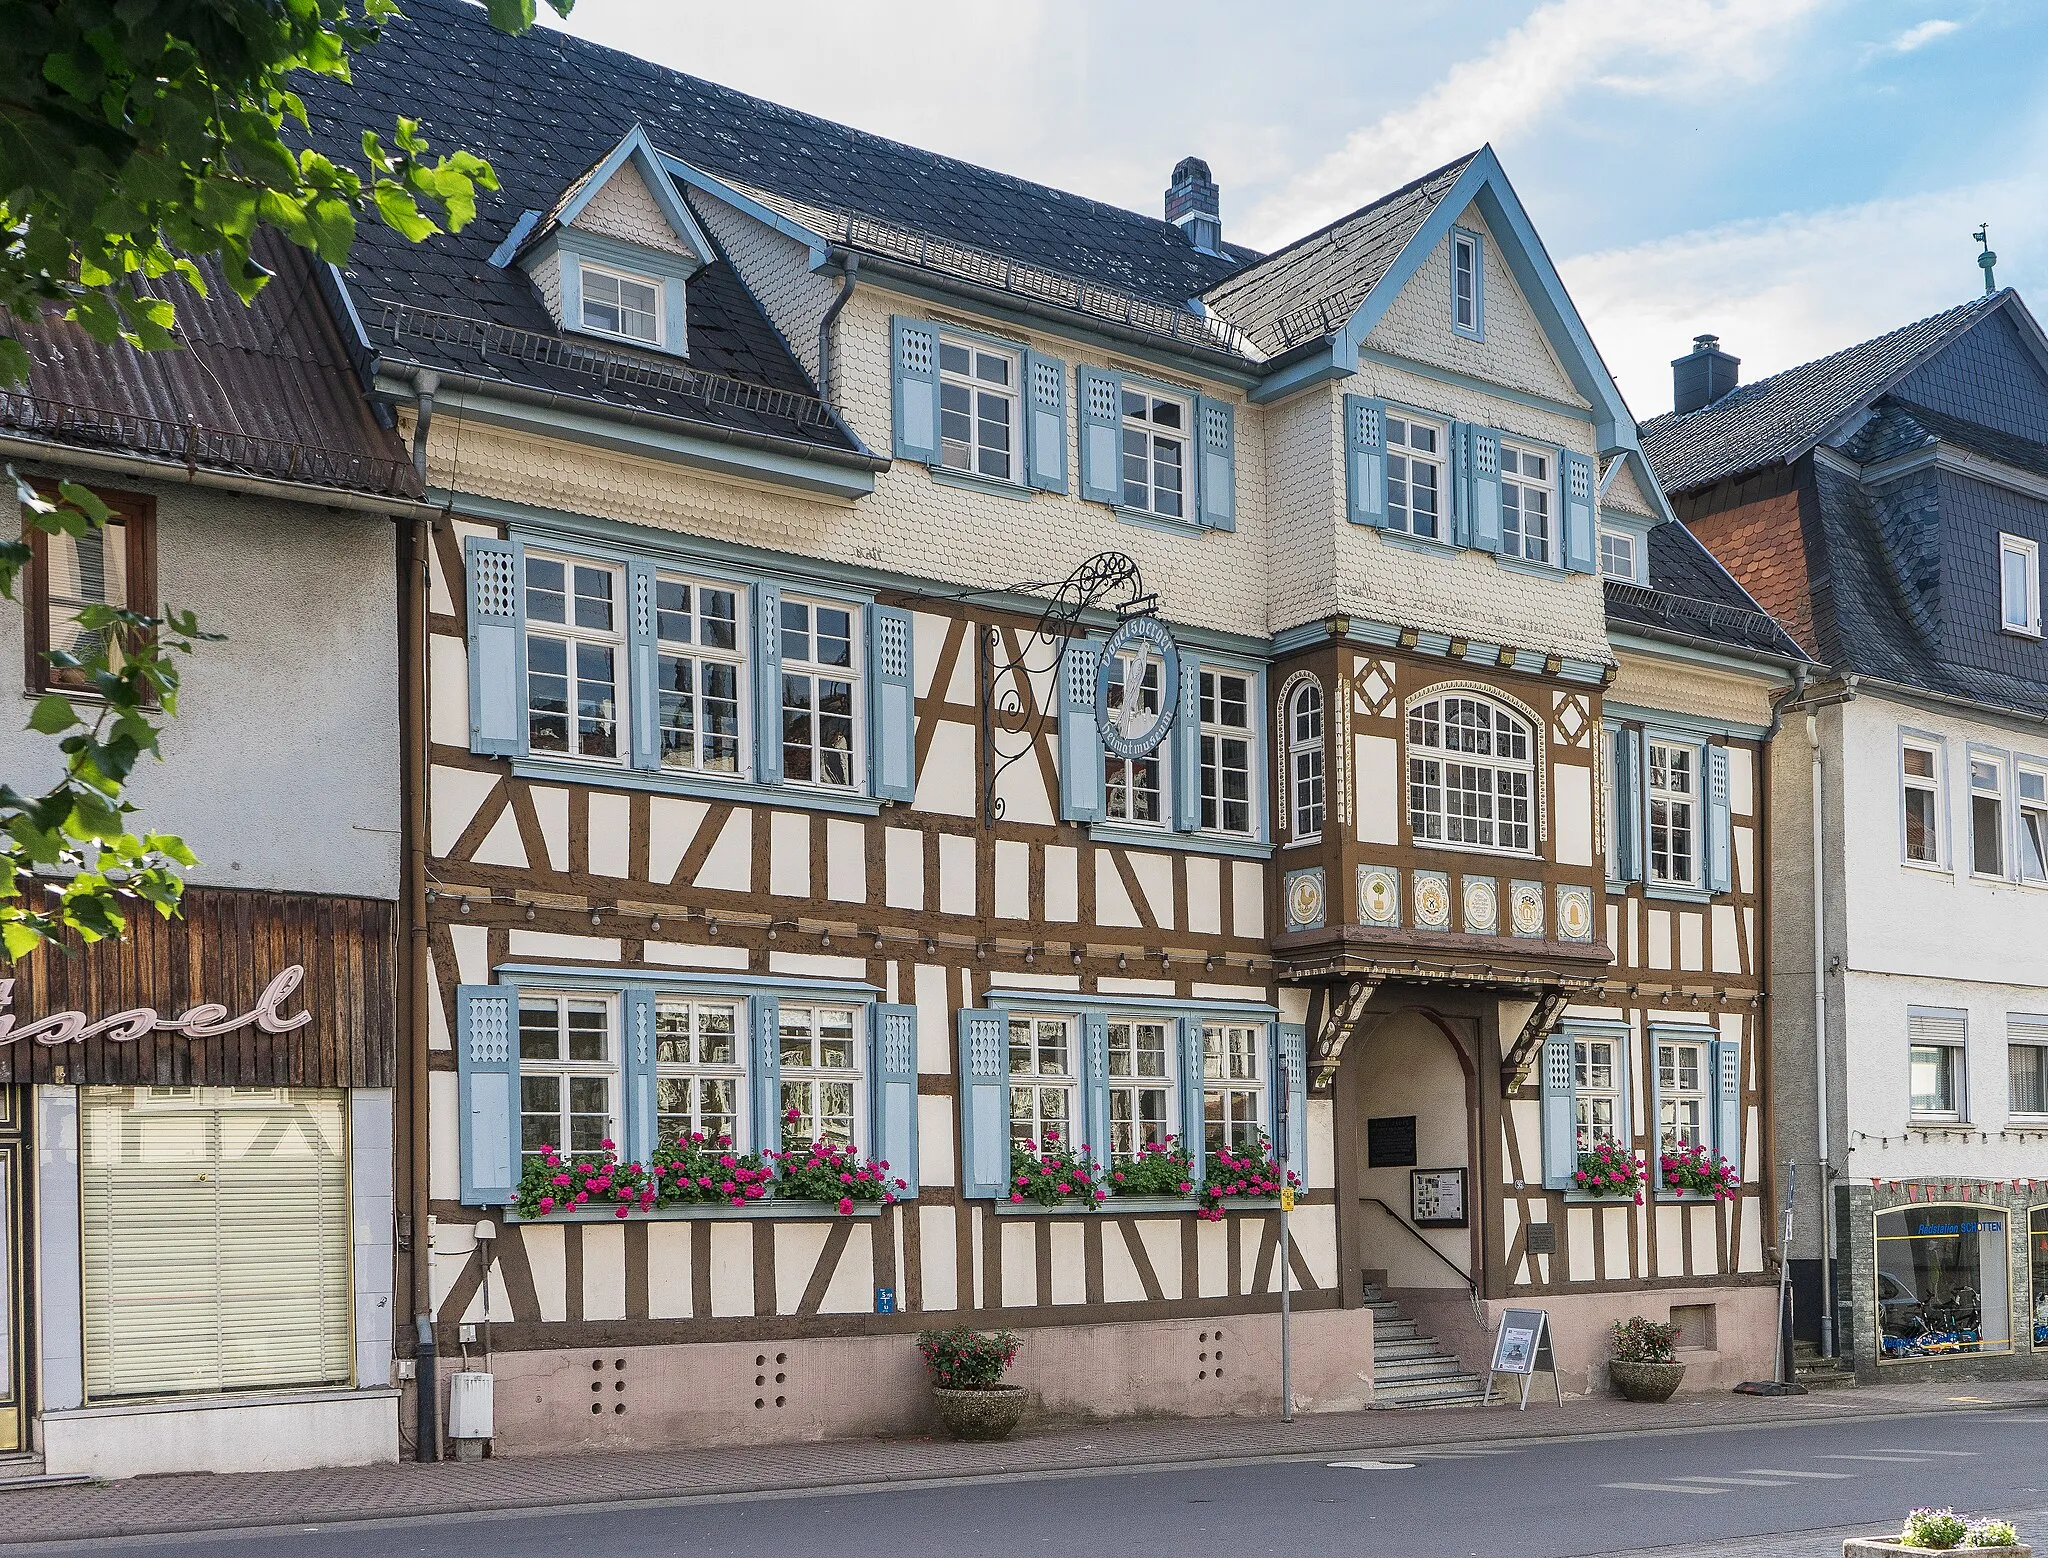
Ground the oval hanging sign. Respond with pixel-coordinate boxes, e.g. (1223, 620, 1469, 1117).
(1096, 615, 1180, 759)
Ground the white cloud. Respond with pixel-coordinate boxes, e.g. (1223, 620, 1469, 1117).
(1563, 161, 2044, 420)
(1240, 0, 1827, 251)
(1876, 17, 1961, 55)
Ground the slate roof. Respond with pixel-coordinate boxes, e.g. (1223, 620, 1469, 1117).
(1603, 520, 1810, 664)
(1201, 154, 1477, 358)
(297, 0, 1255, 357)
(1641, 292, 2008, 494)
(1846, 395, 2048, 481)
(0, 229, 421, 499)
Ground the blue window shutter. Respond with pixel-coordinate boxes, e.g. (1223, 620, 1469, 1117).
(1712, 1038, 1742, 1166)
(464, 536, 525, 758)
(627, 558, 659, 771)
(1080, 1012, 1111, 1176)
(1706, 744, 1733, 893)
(1615, 728, 1643, 883)
(751, 994, 782, 1155)
(1195, 396, 1236, 531)
(1447, 422, 1473, 547)
(956, 1008, 1011, 1199)
(1025, 350, 1069, 493)
(1562, 452, 1597, 573)
(1178, 1016, 1206, 1189)
(1468, 426, 1503, 553)
(1059, 639, 1104, 823)
(752, 581, 783, 787)
(868, 605, 916, 803)
(621, 985, 657, 1166)
(891, 316, 940, 464)
(870, 1003, 919, 1198)
(1172, 660, 1202, 832)
(1275, 1022, 1308, 1177)
(1077, 366, 1124, 505)
(456, 984, 517, 1206)
(1541, 1032, 1576, 1191)
(1343, 394, 1388, 527)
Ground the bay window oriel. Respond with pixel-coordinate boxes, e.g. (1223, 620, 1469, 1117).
(1406, 691, 1534, 853)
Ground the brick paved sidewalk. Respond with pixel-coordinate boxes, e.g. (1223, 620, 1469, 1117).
(2, 1379, 2045, 1547)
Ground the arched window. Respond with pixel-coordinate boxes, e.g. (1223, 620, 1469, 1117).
(1407, 692, 1534, 852)
(1288, 679, 1324, 840)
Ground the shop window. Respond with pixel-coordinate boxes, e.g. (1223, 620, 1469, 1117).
(1874, 1204, 2011, 1361)
(2031, 1207, 2048, 1348)
(80, 1087, 350, 1399)
(24, 491, 155, 695)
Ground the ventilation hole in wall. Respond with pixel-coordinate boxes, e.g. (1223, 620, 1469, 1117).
(613, 1403, 625, 1414)
(755, 1398, 765, 1409)
(590, 1403, 602, 1415)
(776, 1352, 788, 1364)
(1198, 1352, 1209, 1364)
(614, 1357, 626, 1370)
(590, 1381, 602, 1393)
(614, 1381, 625, 1392)
(775, 1372, 786, 1384)
(1215, 1366, 1224, 1378)
(1198, 1331, 1210, 1343)
(755, 1374, 766, 1387)
(592, 1359, 604, 1372)
(775, 1396, 786, 1408)
(756, 1354, 768, 1367)
(1216, 1329, 1225, 1341)
(1197, 1370, 1207, 1380)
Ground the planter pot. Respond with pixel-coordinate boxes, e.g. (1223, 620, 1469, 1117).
(1844, 1543, 2030, 1556)
(1608, 1359, 1686, 1402)
(931, 1383, 1027, 1441)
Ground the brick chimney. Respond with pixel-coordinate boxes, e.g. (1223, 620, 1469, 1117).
(1671, 333, 1741, 415)
(1166, 157, 1222, 256)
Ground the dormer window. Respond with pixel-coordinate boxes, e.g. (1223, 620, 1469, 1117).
(580, 264, 662, 345)
(1600, 529, 1638, 581)
(2000, 532, 2041, 637)
(1450, 228, 1483, 339)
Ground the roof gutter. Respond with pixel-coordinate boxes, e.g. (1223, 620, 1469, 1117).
(1604, 615, 1817, 678)
(0, 430, 436, 518)
(377, 354, 889, 477)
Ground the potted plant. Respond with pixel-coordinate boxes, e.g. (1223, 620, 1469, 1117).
(1844, 1508, 2028, 1554)
(1608, 1315, 1686, 1402)
(917, 1327, 1024, 1440)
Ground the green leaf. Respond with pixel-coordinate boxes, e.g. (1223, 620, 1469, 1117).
(371, 181, 435, 242)
(0, 919, 46, 960)
(25, 696, 81, 735)
(55, 481, 111, 526)
(486, 0, 540, 29)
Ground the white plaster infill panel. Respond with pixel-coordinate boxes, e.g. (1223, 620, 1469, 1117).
(42, 1388, 400, 1477)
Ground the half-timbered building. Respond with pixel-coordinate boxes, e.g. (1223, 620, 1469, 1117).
(305, 0, 1799, 1448)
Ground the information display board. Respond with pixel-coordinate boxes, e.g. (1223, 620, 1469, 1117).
(1485, 1307, 1562, 1409)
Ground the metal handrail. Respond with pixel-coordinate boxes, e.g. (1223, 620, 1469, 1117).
(1362, 1195, 1485, 1325)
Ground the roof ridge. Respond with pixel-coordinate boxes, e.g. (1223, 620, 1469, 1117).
(426, 0, 1243, 263)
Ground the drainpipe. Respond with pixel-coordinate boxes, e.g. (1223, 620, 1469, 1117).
(816, 256, 858, 407)
(1806, 674, 1857, 1358)
(410, 370, 439, 477)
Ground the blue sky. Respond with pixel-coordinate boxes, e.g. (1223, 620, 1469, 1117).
(543, 0, 2046, 420)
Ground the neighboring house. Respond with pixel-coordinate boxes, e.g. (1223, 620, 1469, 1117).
(1644, 292, 2048, 1381)
(295, 0, 1787, 1451)
(0, 231, 425, 1473)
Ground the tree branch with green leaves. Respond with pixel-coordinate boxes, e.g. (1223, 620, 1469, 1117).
(0, 0, 570, 957)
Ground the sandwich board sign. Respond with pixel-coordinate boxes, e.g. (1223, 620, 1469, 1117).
(1484, 1307, 1562, 1409)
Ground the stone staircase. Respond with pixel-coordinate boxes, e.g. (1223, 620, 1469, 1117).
(1365, 1282, 1490, 1407)
(1791, 1339, 1857, 1390)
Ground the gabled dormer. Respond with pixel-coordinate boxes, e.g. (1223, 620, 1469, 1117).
(501, 124, 715, 359)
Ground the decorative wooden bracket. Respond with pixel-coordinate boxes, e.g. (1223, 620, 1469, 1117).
(1500, 989, 1569, 1096)
(1307, 976, 1383, 1096)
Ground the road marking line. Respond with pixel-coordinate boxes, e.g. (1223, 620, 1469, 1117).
(1741, 1469, 1858, 1480)
(1602, 1482, 1728, 1495)
(1874, 1449, 1980, 1457)
(1671, 1475, 1797, 1487)
(1815, 1454, 1934, 1463)
(1327, 1461, 1416, 1471)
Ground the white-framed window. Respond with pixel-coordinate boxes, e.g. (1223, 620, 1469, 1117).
(1450, 228, 1482, 338)
(1901, 736, 1944, 866)
(1647, 739, 1699, 888)
(938, 335, 1019, 483)
(1009, 1014, 1078, 1150)
(654, 997, 745, 1150)
(1601, 725, 1622, 877)
(1500, 444, 1552, 564)
(1574, 1036, 1622, 1153)
(1121, 386, 1189, 518)
(1103, 645, 1165, 828)
(779, 596, 861, 789)
(656, 575, 745, 775)
(1909, 1008, 1967, 1122)
(1106, 1018, 1173, 1161)
(1199, 668, 1254, 836)
(778, 1003, 861, 1148)
(2001, 533, 2041, 636)
(1406, 692, 1534, 853)
(580, 264, 661, 345)
(1600, 529, 1637, 582)
(2018, 763, 2048, 884)
(526, 553, 625, 762)
(518, 992, 616, 1163)
(1289, 679, 1325, 841)
(1386, 415, 1445, 540)
(1657, 1036, 1708, 1152)
(1202, 1022, 1265, 1153)
(2009, 1015, 2048, 1117)
(1970, 754, 2005, 877)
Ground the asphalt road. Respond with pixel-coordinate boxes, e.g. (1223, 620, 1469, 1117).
(28, 1408, 2048, 1558)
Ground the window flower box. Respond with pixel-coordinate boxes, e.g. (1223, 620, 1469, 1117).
(1198, 1134, 1298, 1222)
(1571, 1140, 1645, 1205)
(1657, 1143, 1739, 1202)
(513, 1127, 903, 1222)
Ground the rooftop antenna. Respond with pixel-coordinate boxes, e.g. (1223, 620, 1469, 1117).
(1975, 224, 1997, 294)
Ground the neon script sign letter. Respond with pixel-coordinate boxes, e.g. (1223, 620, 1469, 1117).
(0, 965, 315, 1047)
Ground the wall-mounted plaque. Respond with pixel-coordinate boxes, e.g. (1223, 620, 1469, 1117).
(1410, 1166, 1467, 1228)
